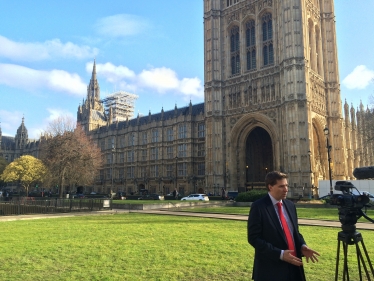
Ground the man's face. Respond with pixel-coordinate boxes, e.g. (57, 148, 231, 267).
(268, 178, 288, 201)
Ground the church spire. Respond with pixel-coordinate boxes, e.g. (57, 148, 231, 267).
(92, 59, 97, 82)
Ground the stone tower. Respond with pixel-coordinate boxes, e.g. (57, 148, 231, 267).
(15, 117, 28, 152)
(77, 60, 107, 132)
(203, 0, 346, 193)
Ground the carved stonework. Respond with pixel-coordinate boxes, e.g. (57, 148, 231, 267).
(227, 12, 239, 24)
(242, 4, 255, 16)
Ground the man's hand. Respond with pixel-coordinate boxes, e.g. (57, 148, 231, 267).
(301, 245, 320, 263)
(283, 250, 303, 266)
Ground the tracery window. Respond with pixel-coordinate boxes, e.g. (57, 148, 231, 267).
(178, 144, 187, 158)
(246, 20, 256, 71)
(142, 132, 147, 145)
(166, 164, 173, 177)
(227, 0, 239, 7)
(152, 130, 158, 143)
(167, 146, 173, 159)
(198, 123, 205, 138)
(262, 13, 274, 66)
(151, 147, 159, 160)
(230, 26, 240, 75)
(178, 124, 187, 139)
(167, 128, 174, 141)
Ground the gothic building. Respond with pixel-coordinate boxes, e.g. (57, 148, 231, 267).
(202, 0, 373, 196)
(0, 117, 40, 163)
(1, 0, 373, 196)
(78, 63, 206, 195)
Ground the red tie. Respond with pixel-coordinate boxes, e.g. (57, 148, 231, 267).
(277, 202, 296, 256)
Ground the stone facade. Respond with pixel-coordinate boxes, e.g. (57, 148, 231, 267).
(203, 0, 373, 196)
(0, 117, 40, 163)
(1, 0, 373, 196)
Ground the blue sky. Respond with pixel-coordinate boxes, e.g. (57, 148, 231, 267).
(0, 1, 373, 139)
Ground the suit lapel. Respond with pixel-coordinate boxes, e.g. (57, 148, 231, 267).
(283, 200, 297, 230)
(264, 195, 287, 242)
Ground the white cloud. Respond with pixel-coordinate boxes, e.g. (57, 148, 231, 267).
(95, 14, 151, 37)
(0, 35, 98, 62)
(86, 62, 136, 83)
(0, 110, 23, 137)
(32, 109, 77, 138)
(342, 65, 374, 89)
(138, 67, 180, 93)
(0, 63, 87, 96)
(90, 62, 204, 98)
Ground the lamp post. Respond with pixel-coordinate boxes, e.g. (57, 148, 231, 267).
(308, 150, 312, 198)
(175, 156, 178, 191)
(324, 126, 333, 195)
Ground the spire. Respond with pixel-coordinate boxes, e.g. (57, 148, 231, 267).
(92, 59, 97, 82)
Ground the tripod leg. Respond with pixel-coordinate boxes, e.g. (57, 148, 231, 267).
(358, 241, 374, 280)
(355, 243, 363, 281)
(343, 242, 350, 281)
(335, 240, 341, 281)
(360, 240, 374, 277)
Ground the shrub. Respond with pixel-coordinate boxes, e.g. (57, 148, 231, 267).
(236, 189, 268, 202)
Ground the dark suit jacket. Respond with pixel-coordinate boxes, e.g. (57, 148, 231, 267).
(247, 194, 306, 281)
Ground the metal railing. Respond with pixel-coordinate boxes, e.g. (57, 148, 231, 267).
(0, 198, 112, 216)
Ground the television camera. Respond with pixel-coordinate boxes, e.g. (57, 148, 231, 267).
(330, 181, 373, 230)
(330, 168, 374, 280)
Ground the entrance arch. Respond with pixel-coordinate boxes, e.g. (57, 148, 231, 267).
(229, 113, 279, 190)
(246, 127, 274, 183)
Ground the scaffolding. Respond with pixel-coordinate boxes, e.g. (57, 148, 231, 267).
(101, 91, 138, 122)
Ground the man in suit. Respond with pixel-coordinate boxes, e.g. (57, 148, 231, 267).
(247, 171, 320, 281)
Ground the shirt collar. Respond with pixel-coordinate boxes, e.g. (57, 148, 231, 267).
(268, 192, 282, 206)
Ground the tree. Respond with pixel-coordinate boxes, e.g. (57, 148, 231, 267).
(0, 155, 47, 195)
(39, 116, 103, 198)
(0, 156, 8, 187)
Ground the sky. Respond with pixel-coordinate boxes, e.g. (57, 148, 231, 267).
(0, 1, 373, 139)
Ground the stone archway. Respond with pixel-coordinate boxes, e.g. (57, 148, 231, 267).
(246, 127, 274, 183)
(229, 113, 279, 190)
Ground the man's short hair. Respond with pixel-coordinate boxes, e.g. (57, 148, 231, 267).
(265, 171, 288, 190)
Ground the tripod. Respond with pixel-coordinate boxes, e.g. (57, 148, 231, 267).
(335, 227, 374, 281)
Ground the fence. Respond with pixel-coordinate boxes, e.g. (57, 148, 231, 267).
(0, 197, 112, 216)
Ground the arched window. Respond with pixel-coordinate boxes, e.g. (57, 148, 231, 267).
(246, 20, 256, 71)
(262, 13, 273, 66)
(230, 26, 240, 75)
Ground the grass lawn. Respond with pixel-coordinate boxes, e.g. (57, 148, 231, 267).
(179, 206, 374, 222)
(0, 213, 373, 280)
(113, 200, 190, 205)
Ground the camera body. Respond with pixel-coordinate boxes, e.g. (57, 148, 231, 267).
(330, 181, 370, 209)
(330, 181, 370, 228)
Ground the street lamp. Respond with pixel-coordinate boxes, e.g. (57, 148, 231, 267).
(308, 150, 312, 198)
(175, 156, 178, 191)
(324, 126, 333, 195)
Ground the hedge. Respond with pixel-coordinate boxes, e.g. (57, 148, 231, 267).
(236, 189, 268, 202)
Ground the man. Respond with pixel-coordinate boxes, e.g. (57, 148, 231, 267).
(247, 171, 320, 281)
(172, 188, 178, 200)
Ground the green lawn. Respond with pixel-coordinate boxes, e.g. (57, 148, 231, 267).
(179, 206, 374, 222)
(0, 213, 373, 280)
(113, 199, 190, 205)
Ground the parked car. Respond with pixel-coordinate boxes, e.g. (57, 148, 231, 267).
(138, 194, 164, 200)
(114, 192, 126, 200)
(72, 194, 85, 199)
(180, 194, 209, 201)
(227, 191, 239, 200)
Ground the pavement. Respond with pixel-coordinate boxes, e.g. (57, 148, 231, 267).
(0, 208, 374, 230)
